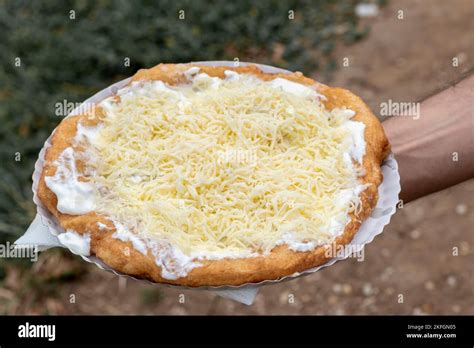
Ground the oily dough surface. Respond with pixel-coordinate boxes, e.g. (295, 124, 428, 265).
(37, 64, 390, 286)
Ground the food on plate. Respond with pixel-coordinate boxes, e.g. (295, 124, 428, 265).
(37, 63, 390, 286)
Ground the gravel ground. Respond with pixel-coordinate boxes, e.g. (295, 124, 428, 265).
(2, 0, 473, 315)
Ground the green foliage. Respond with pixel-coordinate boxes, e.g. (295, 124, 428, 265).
(0, 0, 369, 239)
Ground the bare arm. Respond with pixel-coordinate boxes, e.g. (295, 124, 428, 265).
(382, 74, 474, 203)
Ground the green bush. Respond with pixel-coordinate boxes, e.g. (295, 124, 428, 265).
(0, 0, 369, 239)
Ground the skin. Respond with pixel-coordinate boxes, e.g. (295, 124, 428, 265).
(383, 73, 474, 203)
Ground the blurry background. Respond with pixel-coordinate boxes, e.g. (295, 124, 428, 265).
(0, 0, 472, 314)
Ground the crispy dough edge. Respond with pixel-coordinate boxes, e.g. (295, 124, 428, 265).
(37, 63, 390, 286)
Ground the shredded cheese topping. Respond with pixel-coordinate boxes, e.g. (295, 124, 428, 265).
(76, 69, 367, 260)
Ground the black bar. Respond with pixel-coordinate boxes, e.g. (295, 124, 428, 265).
(0, 315, 473, 346)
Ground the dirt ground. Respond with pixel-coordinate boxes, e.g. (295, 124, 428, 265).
(2, 0, 473, 315)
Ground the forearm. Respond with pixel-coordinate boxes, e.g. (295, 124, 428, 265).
(382, 74, 474, 203)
